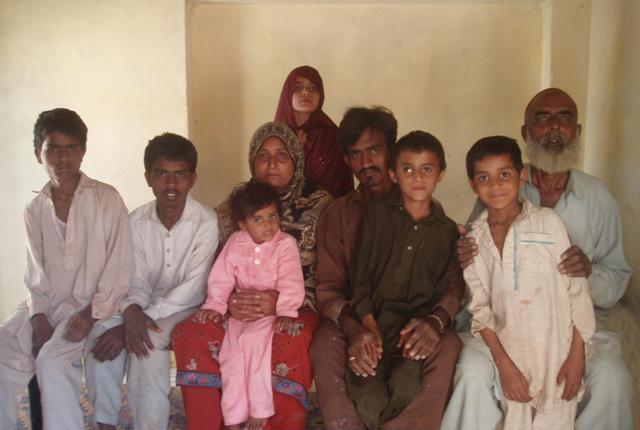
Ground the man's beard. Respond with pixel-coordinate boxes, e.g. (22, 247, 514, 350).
(524, 131, 580, 174)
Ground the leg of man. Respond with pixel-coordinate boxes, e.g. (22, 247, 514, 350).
(532, 399, 577, 430)
(84, 317, 127, 427)
(309, 319, 366, 430)
(381, 356, 421, 425)
(576, 330, 634, 430)
(383, 329, 462, 430)
(440, 332, 503, 430)
(36, 314, 87, 429)
(346, 356, 389, 430)
(127, 309, 193, 430)
(0, 303, 36, 428)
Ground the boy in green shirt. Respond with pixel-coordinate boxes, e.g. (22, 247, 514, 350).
(347, 131, 463, 429)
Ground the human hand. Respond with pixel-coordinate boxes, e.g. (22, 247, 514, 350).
(345, 314, 383, 377)
(91, 324, 125, 362)
(123, 304, 161, 359)
(559, 245, 592, 278)
(274, 316, 296, 334)
(397, 317, 440, 360)
(496, 357, 532, 403)
(557, 328, 585, 400)
(194, 309, 223, 324)
(31, 313, 54, 358)
(456, 224, 477, 269)
(63, 304, 96, 342)
(228, 288, 278, 322)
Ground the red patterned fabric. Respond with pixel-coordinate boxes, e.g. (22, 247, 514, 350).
(172, 309, 319, 430)
(275, 65, 353, 198)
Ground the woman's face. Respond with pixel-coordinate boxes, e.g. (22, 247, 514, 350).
(291, 77, 321, 114)
(253, 136, 295, 190)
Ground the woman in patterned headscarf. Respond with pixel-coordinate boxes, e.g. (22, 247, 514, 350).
(172, 122, 332, 430)
(275, 65, 353, 198)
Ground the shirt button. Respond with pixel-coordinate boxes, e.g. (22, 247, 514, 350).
(407, 246, 413, 251)
(166, 249, 170, 253)
(166, 233, 170, 238)
(255, 246, 261, 253)
(414, 225, 418, 230)
(254, 259, 261, 265)
(166, 264, 171, 268)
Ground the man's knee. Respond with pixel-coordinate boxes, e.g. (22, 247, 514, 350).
(310, 319, 346, 370)
(586, 352, 633, 400)
(453, 336, 495, 387)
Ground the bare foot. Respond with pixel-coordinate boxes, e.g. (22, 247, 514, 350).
(96, 423, 116, 430)
(247, 416, 268, 430)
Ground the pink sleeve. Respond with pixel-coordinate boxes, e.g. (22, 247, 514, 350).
(275, 235, 305, 318)
(201, 234, 238, 315)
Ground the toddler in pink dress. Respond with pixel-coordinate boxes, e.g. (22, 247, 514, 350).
(195, 180, 305, 430)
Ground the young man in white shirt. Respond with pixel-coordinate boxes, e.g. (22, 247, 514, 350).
(0, 108, 133, 429)
(85, 132, 219, 430)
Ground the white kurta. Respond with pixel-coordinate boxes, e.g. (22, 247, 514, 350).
(465, 200, 595, 429)
(0, 173, 133, 429)
(85, 195, 219, 429)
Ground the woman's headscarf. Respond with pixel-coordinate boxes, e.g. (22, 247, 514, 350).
(216, 122, 333, 309)
(275, 65, 353, 198)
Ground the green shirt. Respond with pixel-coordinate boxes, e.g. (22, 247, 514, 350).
(350, 186, 459, 343)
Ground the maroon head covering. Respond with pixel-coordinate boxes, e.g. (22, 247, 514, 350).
(275, 65, 353, 198)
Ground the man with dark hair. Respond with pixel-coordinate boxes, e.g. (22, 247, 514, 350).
(0, 108, 133, 429)
(310, 107, 465, 430)
(85, 132, 219, 430)
(442, 88, 634, 430)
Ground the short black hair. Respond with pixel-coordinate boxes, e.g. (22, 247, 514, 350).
(144, 133, 198, 173)
(337, 106, 398, 153)
(391, 131, 446, 170)
(230, 180, 283, 227)
(466, 136, 523, 179)
(33, 108, 88, 150)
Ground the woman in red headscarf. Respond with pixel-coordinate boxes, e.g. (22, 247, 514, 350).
(275, 65, 353, 198)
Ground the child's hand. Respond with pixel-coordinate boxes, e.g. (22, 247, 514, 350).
(360, 314, 384, 363)
(557, 327, 585, 400)
(194, 309, 223, 324)
(496, 356, 532, 403)
(64, 304, 96, 342)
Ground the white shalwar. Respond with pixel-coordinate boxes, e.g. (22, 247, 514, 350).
(464, 200, 595, 430)
(0, 173, 133, 429)
(84, 195, 219, 429)
(441, 167, 633, 430)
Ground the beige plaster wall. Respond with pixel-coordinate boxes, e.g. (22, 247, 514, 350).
(0, 0, 188, 319)
(187, 2, 542, 222)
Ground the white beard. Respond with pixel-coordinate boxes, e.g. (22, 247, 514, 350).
(524, 132, 580, 174)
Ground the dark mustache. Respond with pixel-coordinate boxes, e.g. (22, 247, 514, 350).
(357, 166, 382, 177)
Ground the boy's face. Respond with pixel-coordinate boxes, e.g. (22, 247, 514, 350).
(239, 202, 280, 244)
(469, 154, 526, 211)
(34, 131, 85, 183)
(389, 150, 445, 204)
(145, 157, 196, 211)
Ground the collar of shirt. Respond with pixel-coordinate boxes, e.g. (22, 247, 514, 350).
(233, 229, 286, 251)
(523, 164, 583, 202)
(35, 171, 95, 198)
(148, 194, 200, 229)
(384, 185, 449, 224)
(471, 198, 536, 232)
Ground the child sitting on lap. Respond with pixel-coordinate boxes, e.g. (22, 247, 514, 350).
(464, 136, 595, 430)
(195, 179, 305, 430)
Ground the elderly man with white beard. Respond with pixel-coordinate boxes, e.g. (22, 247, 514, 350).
(441, 88, 633, 430)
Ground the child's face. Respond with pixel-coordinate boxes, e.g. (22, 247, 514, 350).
(469, 154, 526, 211)
(239, 202, 280, 244)
(389, 150, 444, 205)
(34, 131, 85, 183)
(145, 157, 196, 211)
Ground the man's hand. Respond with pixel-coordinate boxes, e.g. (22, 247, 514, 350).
(398, 317, 441, 360)
(64, 304, 96, 342)
(228, 288, 278, 322)
(91, 325, 125, 362)
(557, 327, 586, 400)
(456, 224, 477, 269)
(31, 313, 54, 358)
(559, 245, 592, 278)
(344, 313, 383, 378)
(495, 356, 532, 403)
(123, 304, 161, 360)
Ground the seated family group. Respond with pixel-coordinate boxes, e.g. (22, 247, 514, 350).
(0, 65, 633, 430)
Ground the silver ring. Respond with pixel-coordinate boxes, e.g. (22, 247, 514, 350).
(348, 356, 357, 361)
